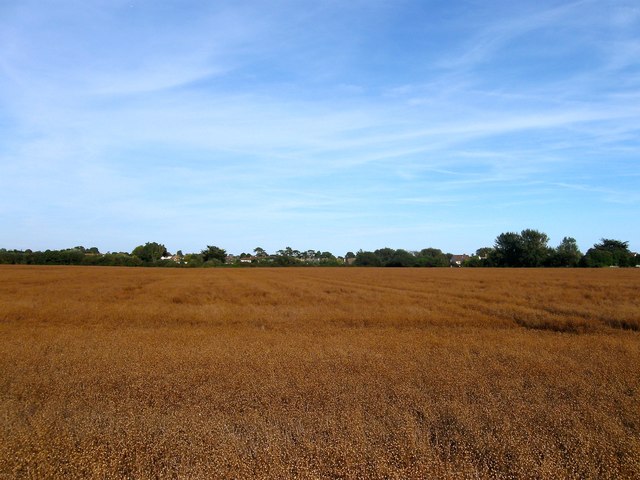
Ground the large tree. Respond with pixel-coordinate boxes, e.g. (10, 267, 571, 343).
(548, 237, 582, 267)
(354, 250, 382, 267)
(253, 247, 267, 258)
(201, 245, 227, 263)
(416, 248, 449, 267)
(387, 249, 416, 267)
(490, 229, 551, 267)
(581, 239, 633, 267)
(520, 229, 552, 267)
(490, 232, 524, 267)
(132, 242, 168, 263)
(373, 248, 396, 266)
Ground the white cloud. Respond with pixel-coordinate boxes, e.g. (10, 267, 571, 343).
(1, 0, 638, 252)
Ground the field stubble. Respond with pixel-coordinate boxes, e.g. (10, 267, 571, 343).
(0, 266, 639, 479)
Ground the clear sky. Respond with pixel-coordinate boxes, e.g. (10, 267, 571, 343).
(1, 0, 638, 256)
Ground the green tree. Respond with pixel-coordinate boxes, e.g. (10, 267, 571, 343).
(490, 229, 551, 267)
(387, 249, 416, 267)
(355, 250, 382, 266)
(548, 237, 582, 267)
(132, 242, 168, 263)
(581, 239, 633, 267)
(581, 249, 613, 268)
(99, 253, 143, 267)
(201, 245, 227, 263)
(416, 248, 449, 267)
(277, 247, 294, 258)
(274, 247, 299, 265)
(462, 256, 484, 267)
(374, 248, 396, 266)
(490, 232, 523, 267)
(520, 229, 552, 267)
(184, 253, 204, 267)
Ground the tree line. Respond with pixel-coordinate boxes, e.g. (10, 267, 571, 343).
(352, 231, 636, 268)
(469, 230, 637, 268)
(0, 229, 636, 268)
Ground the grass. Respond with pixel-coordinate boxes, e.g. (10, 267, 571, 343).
(0, 266, 639, 478)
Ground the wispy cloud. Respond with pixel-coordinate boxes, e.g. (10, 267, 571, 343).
(1, 0, 638, 252)
(436, 0, 595, 70)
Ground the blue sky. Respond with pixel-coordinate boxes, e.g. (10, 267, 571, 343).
(1, 0, 639, 255)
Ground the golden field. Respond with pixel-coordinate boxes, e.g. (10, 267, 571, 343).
(0, 265, 639, 479)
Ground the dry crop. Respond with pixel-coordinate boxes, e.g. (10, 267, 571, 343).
(0, 266, 639, 479)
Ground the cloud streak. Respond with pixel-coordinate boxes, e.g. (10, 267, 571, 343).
(1, 0, 638, 253)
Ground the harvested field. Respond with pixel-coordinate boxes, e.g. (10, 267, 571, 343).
(0, 266, 639, 479)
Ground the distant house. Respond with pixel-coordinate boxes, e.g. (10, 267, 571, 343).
(450, 254, 470, 267)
